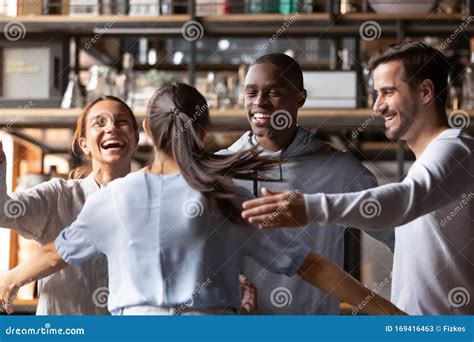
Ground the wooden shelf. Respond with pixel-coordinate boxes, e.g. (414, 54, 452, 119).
(0, 15, 190, 35)
(202, 12, 330, 22)
(0, 12, 471, 36)
(0, 15, 190, 23)
(340, 12, 464, 21)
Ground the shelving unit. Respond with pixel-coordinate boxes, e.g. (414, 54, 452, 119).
(1, 12, 472, 36)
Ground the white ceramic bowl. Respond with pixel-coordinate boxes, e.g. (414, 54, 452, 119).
(368, 0, 436, 14)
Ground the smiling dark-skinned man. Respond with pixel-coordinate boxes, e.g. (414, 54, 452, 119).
(219, 53, 395, 315)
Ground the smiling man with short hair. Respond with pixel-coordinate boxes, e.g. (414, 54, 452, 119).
(220, 53, 395, 315)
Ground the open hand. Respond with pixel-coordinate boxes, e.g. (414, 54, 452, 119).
(0, 271, 18, 315)
(242, 188, 308, 229)
(240, 275, 258, 313)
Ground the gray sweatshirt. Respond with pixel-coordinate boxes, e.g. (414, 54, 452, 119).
(220, 126, 395, 314)
(1, 159, 109, 315)
(304, 128, 473, 315)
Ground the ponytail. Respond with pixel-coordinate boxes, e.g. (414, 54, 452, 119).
(147, 83, 279, 223)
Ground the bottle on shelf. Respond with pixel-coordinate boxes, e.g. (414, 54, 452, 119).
(234, 64, 247, 108)
(61, 71, 86, 109)
(138, 38, 148, 65)
(362, 65, 374, 109)
(215, 77, 227, 109)
(86, 65, 106, 101)
(462, 39, 474, 110)
(226, 75, 237, 108)
(338, 48, 352, 71)
(101, 0, 128, 15)
(116, 53, 136, 107)
(205, 72, 218, 109)
(448, 73, 461, 110)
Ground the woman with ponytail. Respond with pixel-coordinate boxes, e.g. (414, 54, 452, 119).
(0, 84, 405, 316)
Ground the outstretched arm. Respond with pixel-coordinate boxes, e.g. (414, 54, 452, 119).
(0, 140, 66, 242)
(0, 242, 67, 314)
(243, 137, 471, 231)
(298, 252, 404, 315)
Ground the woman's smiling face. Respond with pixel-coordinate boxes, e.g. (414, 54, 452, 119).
(79, 100, 138, 167)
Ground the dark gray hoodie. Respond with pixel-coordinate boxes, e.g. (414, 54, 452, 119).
(219, 126, 395, 315)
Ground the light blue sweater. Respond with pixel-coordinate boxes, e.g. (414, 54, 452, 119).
(55, 172, 310, 314)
